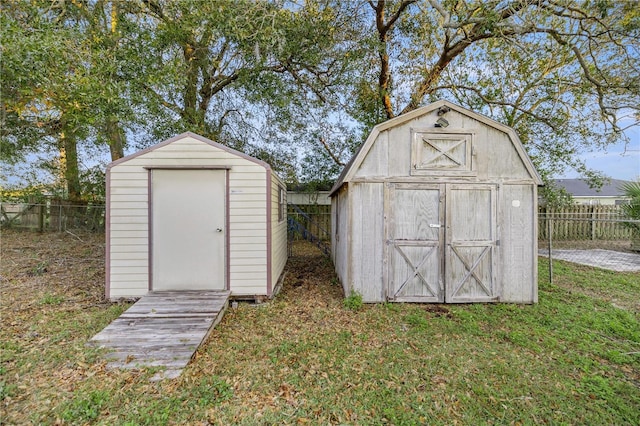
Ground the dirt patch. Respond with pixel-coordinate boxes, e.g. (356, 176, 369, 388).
(422, 305, 453, 318)
(1, 229, 108, 308)
(280, 242, 344, 303)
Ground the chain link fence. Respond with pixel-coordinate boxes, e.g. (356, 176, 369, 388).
(538, 208, 640, 282)
(1, 201, 105, 232)
(287, 204, 331, 241)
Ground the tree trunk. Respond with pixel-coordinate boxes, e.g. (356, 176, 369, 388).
(373, 0, 394, 119)
(182, 42, 206, 134)
(60, 131, 82, 202)
(106, 116, 125, 160)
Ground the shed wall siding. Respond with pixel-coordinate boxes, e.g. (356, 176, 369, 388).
(357, 131, 389, 179)
(271, 172, 288, 288)
(108, 136, 269, 298)
(499, 184, 537, 303)
(387, 124, 413, 178)
(331, 196, 338, 279)
(332, 189, 349, 295)
(354, 110, 531, 182)
(349, 183, 385, 302)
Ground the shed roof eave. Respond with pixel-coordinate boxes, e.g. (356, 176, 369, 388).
(106, 132, 272, 173)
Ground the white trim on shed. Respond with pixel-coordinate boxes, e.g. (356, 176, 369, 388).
(106, 132, 287, 300)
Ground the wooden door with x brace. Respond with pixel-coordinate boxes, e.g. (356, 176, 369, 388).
(386, 183, 498, 303)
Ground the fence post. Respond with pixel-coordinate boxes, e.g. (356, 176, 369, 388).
(38, 203, 44, 232)
(547, 213, 553, 284)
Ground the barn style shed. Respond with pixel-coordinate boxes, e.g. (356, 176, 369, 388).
(330, 100, 542, 304)
(106, 132, 287, 301)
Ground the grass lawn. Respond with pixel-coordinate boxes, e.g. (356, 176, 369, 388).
(1, 230, 639, 425)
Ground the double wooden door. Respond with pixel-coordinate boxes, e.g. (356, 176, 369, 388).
(387, 183, 498, 303)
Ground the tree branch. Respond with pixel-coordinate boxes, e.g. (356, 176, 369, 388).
(141, 0, 165, 21)
(433, 84, 562, 132)
(214, 109, 239, 135)
(544, 28, 617, 129)
(139, 82, 183, 116)
(319, 136, 344, 166)
(384, 0, 417, 34)
(200, 41, 230, 113)
(284, 60, 328, 103)
(400, 1, 562, 115)
(427, 0, 449, 26)
(372, 0, 418, 118)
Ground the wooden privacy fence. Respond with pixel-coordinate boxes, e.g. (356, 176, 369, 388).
(291, 204, 634, 242)
(1, 199, 634, 242)
(538, 205, 634, 240)
(0, 199, 105, 232)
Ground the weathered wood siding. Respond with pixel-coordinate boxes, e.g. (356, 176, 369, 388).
(331, 187, 350, 296)
(445, 184, 498, 303)
(349, 183, 385, 302)
(355, 108, 531, 183)
(271, 172, 288, 289)
(386, 184, 444, 303)
(108, 135, 272, 299)
(499, 184, 537, 303)
(331, 101, 540, 304)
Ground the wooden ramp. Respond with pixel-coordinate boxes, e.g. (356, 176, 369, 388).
(89, 290, 230, 380)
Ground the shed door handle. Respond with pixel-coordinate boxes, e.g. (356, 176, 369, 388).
(429, 224, 441, 228)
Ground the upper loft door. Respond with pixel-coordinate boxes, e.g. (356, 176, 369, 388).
(151, 169, 226, 291)
(387, 184, 445, 302)
(445, 185, 498, 303)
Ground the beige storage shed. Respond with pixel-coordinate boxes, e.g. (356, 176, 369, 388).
(330, 100, 542, 304)
(106, 132, 287, 301)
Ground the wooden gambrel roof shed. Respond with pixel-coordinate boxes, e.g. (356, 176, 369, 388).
(106, 132, 287, 301)
(329, 100, 543, 303)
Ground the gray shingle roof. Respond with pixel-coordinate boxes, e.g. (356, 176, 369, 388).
(553, 179, 632, 197)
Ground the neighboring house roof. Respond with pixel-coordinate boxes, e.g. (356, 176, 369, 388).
(553, 179, 632, 197)
(329, 99, 542, 196)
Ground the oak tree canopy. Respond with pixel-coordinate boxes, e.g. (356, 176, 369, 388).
(2, 0, 638, 200)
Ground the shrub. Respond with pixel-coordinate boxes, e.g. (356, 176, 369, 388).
(343, 291, 363, 310)
(620, 181, 640, 251)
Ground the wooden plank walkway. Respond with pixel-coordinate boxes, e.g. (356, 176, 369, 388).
(89, 290, 230, 380)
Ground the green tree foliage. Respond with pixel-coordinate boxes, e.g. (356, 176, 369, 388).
(620, 181, 640, 248)
(339, 0, 640, 188)
(2, 1, 90, 200)
(116, 0, 363, 176)
(1, 0, 137, 200)
(1, 0, 638, 196)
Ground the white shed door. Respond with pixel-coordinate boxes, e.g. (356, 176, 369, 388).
(151, 169, 225, 291)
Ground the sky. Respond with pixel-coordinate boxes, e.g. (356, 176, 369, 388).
(558, 125, 640, 182)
